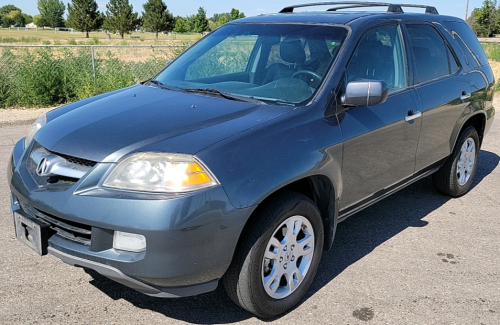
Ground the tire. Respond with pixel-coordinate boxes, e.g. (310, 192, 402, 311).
(222, 191, 324, 318)
(433, 126, 480, 197)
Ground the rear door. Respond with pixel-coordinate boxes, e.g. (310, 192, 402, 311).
(405, 23, 472, 171)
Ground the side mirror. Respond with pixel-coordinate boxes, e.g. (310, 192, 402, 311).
(342, 79, 389, 107)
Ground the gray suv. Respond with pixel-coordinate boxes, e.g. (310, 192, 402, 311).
(7, 2, 495, 318)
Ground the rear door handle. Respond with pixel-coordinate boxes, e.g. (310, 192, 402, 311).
(405, 111, 422, 122)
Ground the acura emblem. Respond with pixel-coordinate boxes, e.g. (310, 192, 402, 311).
(36, 158, 51, 176)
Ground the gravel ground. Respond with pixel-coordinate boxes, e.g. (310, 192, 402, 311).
(0, 107, 55, 128)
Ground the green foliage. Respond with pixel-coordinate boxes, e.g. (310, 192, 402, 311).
(6, 10, 25, 26)
(194, 7, 208, 34)
(469, 0, 500, 37)
(0, 46, 179, 108)
(0, 5, 21, 16)
(32, 15, 43, 27)
(0, 37, 41, 43)
(105, 0, 140, 39)
(22, 13, 33, 24)
(208, 8, 245, 30)
(142, 0, 174, 39)
(67, 0, 101, 38)
(482, 42, 500, 61)
(229, 8, 245, 21)
(173, 16, 187, 33)
(37, 0, 66, 28)
(1, 16, 13, 28)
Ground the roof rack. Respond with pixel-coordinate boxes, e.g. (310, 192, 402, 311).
(280, 2, 439, 15)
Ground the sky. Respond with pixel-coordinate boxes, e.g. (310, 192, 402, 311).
(0, 0, 485, 21)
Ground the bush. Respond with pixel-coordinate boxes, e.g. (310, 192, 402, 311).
(0, 45, 181, 108)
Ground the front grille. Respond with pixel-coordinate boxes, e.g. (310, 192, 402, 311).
(48, 150, 97, 168)
(27, 143, 98, 188)
(20, 202, 92, 245)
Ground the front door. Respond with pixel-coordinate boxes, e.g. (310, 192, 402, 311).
(339, 23, 421, 211)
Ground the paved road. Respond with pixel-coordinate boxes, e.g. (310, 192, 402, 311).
(0, 121, 499, 324)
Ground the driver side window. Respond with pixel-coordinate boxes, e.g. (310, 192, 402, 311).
(347, 25, 407, 92)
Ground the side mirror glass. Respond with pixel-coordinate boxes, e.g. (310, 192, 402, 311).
(342, 79, 389, 107)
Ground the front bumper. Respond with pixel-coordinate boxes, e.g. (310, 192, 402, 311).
(8, 138, 253, 297)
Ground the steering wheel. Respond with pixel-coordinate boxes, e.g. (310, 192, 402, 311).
(291, 70, 322, 87)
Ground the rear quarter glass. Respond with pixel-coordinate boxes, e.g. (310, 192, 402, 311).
(445, 21, 489, 68)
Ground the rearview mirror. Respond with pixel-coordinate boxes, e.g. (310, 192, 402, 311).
(342, 79, 388, 107)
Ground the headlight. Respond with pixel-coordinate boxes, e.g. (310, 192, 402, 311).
(102, 152, 219, 193)
(25, 114, 47, 148)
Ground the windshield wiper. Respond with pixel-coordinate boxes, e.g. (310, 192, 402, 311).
(144, 79, 181, 92)
(183, 88, 265, 104)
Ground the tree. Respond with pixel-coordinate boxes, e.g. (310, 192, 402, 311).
(33, 15, 47, 27)
(67, 0, 101, 38)
(0, 5, 21, 16)
(468, 0, 499, 37)
(215, 15, 227, 28)
(6, 10, 25, 26)
(22, 13, 33, 24)
(193, 7, 208, 34)
(142, 0, 174, 39)
(173, 16, 187, 33)
(105, 0, 140, 39)
(229, 8, 245, 21)
(185, 14, 196, 32)
(37, 0, 65, 28)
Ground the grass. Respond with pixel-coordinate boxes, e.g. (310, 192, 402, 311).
(0, 27, 200, 46)
(481, 42, 500, 62)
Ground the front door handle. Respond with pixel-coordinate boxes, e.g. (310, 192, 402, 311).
(405, 111, 422, 122)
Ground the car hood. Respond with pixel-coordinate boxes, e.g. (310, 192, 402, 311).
(35, 85, 292, 163)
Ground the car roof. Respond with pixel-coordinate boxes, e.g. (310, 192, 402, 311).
(233, 2, 463, 26)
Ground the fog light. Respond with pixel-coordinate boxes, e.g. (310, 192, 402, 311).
(113, 231, 146, 252)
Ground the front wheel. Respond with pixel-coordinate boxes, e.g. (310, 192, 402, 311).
(222, 192, 324, 318)
(433, 126, 480, 197)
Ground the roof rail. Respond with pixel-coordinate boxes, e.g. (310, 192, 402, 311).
(280, 2, 439, 15)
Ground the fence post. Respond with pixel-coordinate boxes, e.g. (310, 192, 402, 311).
(91, 46, 96, 82)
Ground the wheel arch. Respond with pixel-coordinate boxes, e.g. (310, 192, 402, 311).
(233, 175, 339, 258)
(454, 112, 486, 148)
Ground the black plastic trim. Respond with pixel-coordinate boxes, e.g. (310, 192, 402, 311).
(48, 247, 219, 298)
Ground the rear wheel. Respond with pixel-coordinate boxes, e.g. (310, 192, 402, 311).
(223, 192, 324, 318)
(433, 126, 479, 197)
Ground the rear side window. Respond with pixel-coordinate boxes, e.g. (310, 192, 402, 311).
(446, 21, 489, 67)
(406, 24, 460, 84)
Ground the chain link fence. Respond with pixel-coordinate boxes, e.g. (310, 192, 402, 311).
(0, 45, 187, 108)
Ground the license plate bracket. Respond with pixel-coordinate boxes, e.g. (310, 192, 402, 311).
(14, 212, 49, 256)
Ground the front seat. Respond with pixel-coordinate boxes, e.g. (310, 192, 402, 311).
(262, 38, 306, 84)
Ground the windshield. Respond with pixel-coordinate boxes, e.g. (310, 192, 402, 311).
(155, 23, 348, 105)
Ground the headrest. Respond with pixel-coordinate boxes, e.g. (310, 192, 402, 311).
(280, 38, 306, 64)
